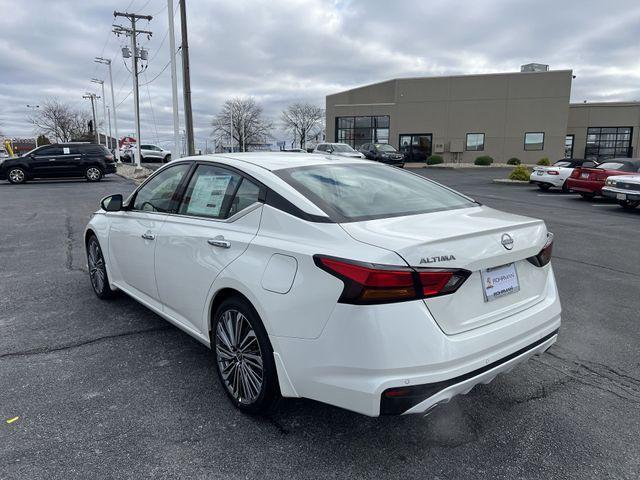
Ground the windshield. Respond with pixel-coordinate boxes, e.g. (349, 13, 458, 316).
(331, 144, 355, 152)
(275, 163, 476, 222)
(376, 144, 396, 152)
(598, 162, 626, 170)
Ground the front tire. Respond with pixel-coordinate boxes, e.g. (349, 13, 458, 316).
(85, 166, 102, 182)
(212, 296, 279, 414)
(619, 199, 639, 210)
(7, 167, 27, 184)
(86, 235, 116, 299)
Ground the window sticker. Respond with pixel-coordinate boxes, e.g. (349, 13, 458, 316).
(63, 147, 70, 154)
(186, 174, 233, 217)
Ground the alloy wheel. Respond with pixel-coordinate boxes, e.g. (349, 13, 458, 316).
(9, 168, 25, 183)
(215, 309, 264, 404)
(87, 240, 106, 293)
(86, 167, 101, 181)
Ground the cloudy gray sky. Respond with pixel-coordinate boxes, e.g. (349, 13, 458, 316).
(1, 0, 640, 150)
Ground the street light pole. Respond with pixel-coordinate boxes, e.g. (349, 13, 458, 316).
(167, 0, 180, 160)
(95, 57, 121, 161)
(91, 79, 108, 148)
(26, 104, 40, 147)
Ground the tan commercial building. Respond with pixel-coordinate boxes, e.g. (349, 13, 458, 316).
(326, 69, 640, 164)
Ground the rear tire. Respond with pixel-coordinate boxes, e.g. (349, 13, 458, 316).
(163, 154, 171, 163)
(7, 167, 27, 184)
(619, 199, 639, 210)
(86, 235, 116, 299)
(212, 296, 280, 414)
(85, 166, 102, 182)
(580, 192, 595, 200)
(537, 184, 551, 191)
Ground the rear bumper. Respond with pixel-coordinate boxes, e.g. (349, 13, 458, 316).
(104, 164, 117, 174)
(529, 174, 564, 187)
(272, 266, 561, 416)
(567, 179, 603, 194)
(602, 186, 640, 201)
(381, 329, 557, 415)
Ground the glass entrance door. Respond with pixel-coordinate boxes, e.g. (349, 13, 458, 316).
(399, 134, 432, 162)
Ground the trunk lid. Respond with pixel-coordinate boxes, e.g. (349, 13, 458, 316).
(341, 206, 551, 334)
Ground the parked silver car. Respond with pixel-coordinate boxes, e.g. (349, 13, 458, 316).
(313, 143, 365, 159)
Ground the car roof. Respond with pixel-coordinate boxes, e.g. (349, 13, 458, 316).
(192, 152, 369, 171)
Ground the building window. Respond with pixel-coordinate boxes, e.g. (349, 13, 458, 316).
(585, 127, 632, 160)
(399, 134, 432, 162)
(524, 132, 544, 151)
(564, 135, 574, 158)
(465, 133, 485, 151)
(336, 115, 389, 149)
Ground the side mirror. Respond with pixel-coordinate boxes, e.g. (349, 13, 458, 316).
(101, 194, 123, 212)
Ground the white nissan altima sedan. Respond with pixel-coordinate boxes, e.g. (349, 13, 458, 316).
(84, 153, 561, 417)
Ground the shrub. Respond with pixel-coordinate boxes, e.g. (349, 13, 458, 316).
(507, 157, 521, 165)
(426, 155, 444, 165)
(509, 165, 531, 181)
(537, 157, 551, 166)
(474, 155, 494, 166)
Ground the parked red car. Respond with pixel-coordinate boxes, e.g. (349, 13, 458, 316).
(567, 159, 640, 199)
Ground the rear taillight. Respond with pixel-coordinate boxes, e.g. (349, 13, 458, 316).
(527, 233, 553, 267)
(314, 255, 470, 304)
(570, 169, 581, 178)
(547, 171, 559, 175)
(105, 154, 114, 161)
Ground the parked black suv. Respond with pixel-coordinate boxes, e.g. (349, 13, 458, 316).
(0, 143, 116, 184)
(358, 143, 405, 167)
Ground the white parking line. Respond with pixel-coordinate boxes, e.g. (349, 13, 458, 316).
(591, 204, 616, 207)
(536, 194, 580, 197)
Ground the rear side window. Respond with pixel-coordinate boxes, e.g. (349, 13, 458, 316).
(228, 178, 260, 217)
(276, 163, 475, 222)
(179, 164, 242, 219)
(133, 163, 191, 212)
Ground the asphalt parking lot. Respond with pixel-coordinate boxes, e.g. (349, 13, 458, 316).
(1, 167, 639, 479)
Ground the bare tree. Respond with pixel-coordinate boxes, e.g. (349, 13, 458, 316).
(211, 97, 273, 152)
(29, 99, 92, 143)
(281, 102, 324, 149)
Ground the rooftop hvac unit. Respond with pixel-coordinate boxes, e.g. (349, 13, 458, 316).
(521, 63, 549, 72)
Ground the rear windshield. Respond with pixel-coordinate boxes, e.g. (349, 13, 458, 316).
(331, 144, 354, 152)
(553, 161, 571, 167)
(598, 162, 629, 171)
(275, 163, 476, 222)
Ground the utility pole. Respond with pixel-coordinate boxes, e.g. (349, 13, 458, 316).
(167, 0, 180, 160)
(26, 104, 40, 147)
(91, 79, 107, 147)
(113, 11, 152, 168)
(83, 93, 100, 144)
(95, 57, 121, 160)
(229, 109, 233, 152)
(179, 0, 195, 156)
(106, 105, 113, 151)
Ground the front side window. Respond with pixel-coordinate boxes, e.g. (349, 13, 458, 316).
(132, 163, 191, 212)
(178, 164, 242, 219)
(35, 146, 62, 156)
(524, 132, 545, 151)
(276, 163, 475, 222)
(465, 133, 485, 151)
(316, 145, 326, 152)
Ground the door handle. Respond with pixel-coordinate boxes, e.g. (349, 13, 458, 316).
(208, 238, 231, 248)
(141, 232, 155, 240)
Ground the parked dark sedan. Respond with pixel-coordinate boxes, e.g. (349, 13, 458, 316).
(359, 143, 405, 167)
(0, 143, 116, 184)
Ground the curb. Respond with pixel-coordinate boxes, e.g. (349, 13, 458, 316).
(492, 179, 531, 186)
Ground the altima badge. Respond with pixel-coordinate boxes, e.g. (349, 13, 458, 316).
(501, 233, 514, 250)
(420, 255, 456, 264)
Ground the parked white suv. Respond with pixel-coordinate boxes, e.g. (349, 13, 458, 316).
(121, 144, 172, 163)
(313, 143, 365, 159)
